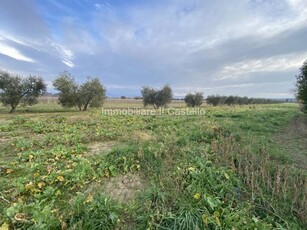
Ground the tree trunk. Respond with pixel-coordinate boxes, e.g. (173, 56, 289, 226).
(10, 106, 16, 113)
(83, 99, 91, 111)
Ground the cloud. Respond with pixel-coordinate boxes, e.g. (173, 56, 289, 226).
(0, 0, 306, 98)
(50, 43, 75, 68)
(0, 43, 35, 62)
(215, 53, 307, 80)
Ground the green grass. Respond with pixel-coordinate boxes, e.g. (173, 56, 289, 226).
(0, 102, 306, 229)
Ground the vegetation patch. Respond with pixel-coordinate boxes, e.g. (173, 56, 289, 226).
(0, 102, 306, 229)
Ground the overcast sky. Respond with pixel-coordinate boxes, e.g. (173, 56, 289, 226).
(0, 0, 306, 97)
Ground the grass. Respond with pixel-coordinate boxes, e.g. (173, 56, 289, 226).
(0, 101, 306, 229)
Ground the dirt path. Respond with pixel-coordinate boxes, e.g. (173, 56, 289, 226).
(274, 114, 307, 170)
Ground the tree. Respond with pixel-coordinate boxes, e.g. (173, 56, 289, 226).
(53, 72, 78, 108)
(53, 72, 106, 111)
(0, 71, 46, 113)
(141, 85, 172, 108)
(79, 78, 106, 111)
(296, 60, 307, 113)
(184, 92, 204, 107)
(225, 95, 235, 105)
(206, 95, 223, 106)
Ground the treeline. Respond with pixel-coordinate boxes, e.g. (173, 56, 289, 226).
(0, 69, 285, 113)
(206, 95, 280, 106)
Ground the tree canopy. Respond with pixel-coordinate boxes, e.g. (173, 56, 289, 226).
(141, 85, 172, 108)
(53, 72, 106, 111)
(184, 92, 204, 107)
(0, 71, 46, 113)
(296, 60, 307, 113)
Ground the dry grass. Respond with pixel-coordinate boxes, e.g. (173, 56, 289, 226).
(132, 130, 154, 141)
(274, 115, 307, 170)
(211, 135, 307, 224)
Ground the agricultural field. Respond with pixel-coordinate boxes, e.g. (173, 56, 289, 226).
(0, 101, 306, 229)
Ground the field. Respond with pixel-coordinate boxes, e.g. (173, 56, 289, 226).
(0, 100, 306, 229)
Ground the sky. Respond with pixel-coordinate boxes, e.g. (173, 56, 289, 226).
(0, 0, 306, 98)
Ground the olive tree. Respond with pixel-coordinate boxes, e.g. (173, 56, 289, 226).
(206, 95, 224, 106)
(296, 60, 307, 113)
(184, 92, 204, 107)
(141, 85, 172, 108)
(0, 71, 46, 113)
(53, 71, 106, 111)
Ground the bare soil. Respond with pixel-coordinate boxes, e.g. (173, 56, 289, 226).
(103, 173, 145, 203)
(88, 142, 115, 155)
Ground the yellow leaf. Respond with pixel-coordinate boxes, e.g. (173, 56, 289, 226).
(85, 195, 93, 203)
(37, 182, 45, 188)
(6, 168, 13, 174)
(51, 209, 58, 214)
(202, 214, 208, 226)
(25, 182, 40, 193)
(17, 197, 23, 204)
(187, 167, 196, 172)
(0, 222, 9, 230)
(57, 176, 65, 182)
(33, 172, 40, 177)
(25, 182, 34, 190)
(193, 193, 201, 200)
(14, 213, 27, 221)
(215, 216, 221, 227)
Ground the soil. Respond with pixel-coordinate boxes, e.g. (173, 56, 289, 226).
(103, 173, 145, 203)
(88, 142, 115, 155)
